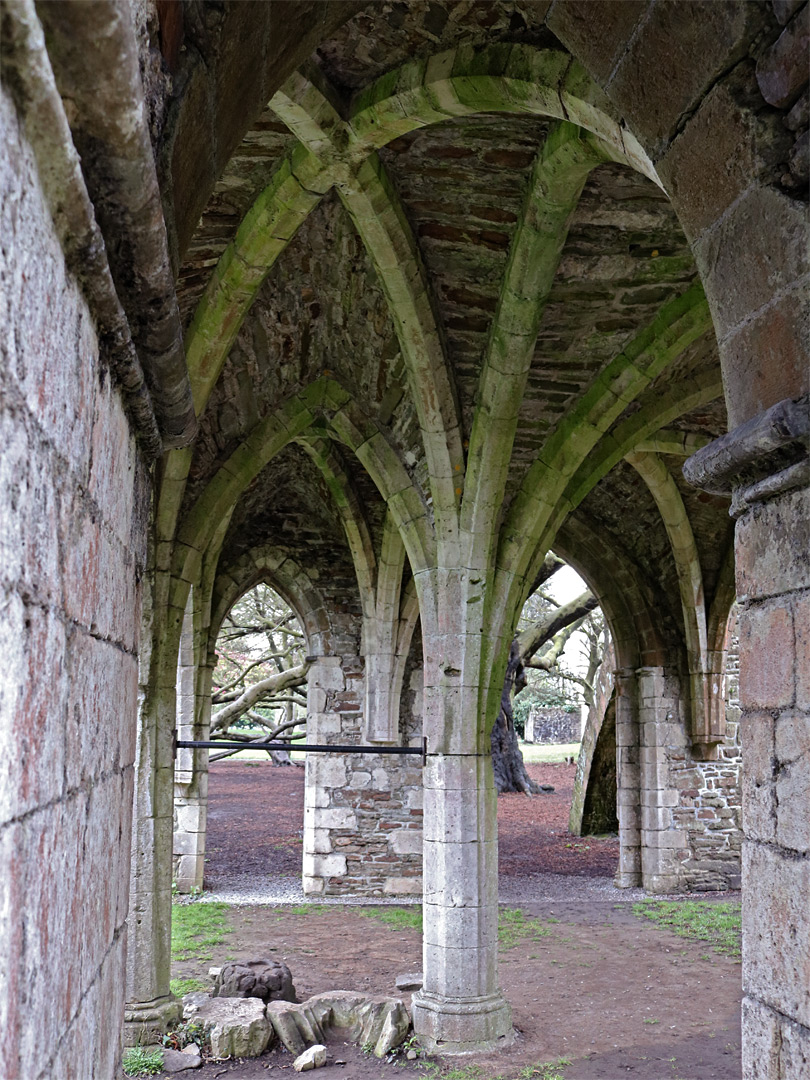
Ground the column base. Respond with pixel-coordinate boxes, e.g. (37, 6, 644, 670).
(614, 870, 642, 888)
(123, 995, 183, 1046)
(411, 990, 514, 1055)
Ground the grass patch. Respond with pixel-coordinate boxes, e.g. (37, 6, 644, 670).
(632, 899, 741, 957)
(171, 900, 232, 961)
(518, 1061, 572, 1080)
(122, 1046, 164, 1076)
(288, 903, 328, 915)
(519, 742, 579, 764)
(169, 977, 209, 997)
(359, 906, 423, 931)
(357, 905, 557, 949)
(499, 907, 554, 950)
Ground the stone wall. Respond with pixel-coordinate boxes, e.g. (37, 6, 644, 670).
(633, 668, 742, 894)
(303, 656, 424, 897)
(525, 707, 581, 744)
(0, 84, 148, 1079)
(671, 707, 742, 891)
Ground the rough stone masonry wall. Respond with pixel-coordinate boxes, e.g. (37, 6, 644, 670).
(671, 707, 743, 892)
(634, 668, 742, 894)
(0, 84, 148, 1079)
(303, 654, 424, 897)
(526, 707, 581, 744)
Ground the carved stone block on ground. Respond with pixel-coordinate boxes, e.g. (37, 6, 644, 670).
(182, 994, 272, 1059)
(267, 991, 410, 1058)
(213, 958, 296, 1003)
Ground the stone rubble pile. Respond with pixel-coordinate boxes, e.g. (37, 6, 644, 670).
(182, 986, 410, 1062)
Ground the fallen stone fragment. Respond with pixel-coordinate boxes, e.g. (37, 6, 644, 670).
(182, 994, 273, 1059)
(161, 1047, 202, 1072)
(181, 1044, 200, 1055)
(293, 1044, 327, 1072)
(395, 973, 423, 991)
(267, 991, 410, 1058)
(213, 958, 296, 1003)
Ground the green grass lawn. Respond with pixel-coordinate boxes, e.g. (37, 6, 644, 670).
(632, 899, 742, 956)
(519, 741, 580, 764)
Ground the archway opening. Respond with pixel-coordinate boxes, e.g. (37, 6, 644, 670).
(172, 582, 310, 902)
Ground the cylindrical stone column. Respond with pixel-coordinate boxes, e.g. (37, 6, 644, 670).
(411, 753, 513, 1053)
(614, 668, 642, 887)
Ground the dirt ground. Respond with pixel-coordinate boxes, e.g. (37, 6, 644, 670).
(165, 761, 741, 1080)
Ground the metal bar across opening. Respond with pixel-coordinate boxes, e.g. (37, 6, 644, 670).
(174, 736, 428, 766)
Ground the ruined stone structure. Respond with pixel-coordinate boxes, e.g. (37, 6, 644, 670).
(0, 1, 807, 1076)
(525, 705, 581, 743)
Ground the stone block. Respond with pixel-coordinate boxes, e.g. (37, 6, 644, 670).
(739, 601, 795, 710)
(311, 756, 347, 788)
(183, 995, 272, 1059)
(606, 0, 766, 152)
(313, 807, 357, 830)
(383, 876, 423, 895)
(0, 601, 66, 824)
(756, 3, 809, 107)
(423, 941, 498, 999)
(774, 716, 810, 853)
(735, 485, 810, 603)
(641, 805, 673, 832)
(310, 829, 333, 855)
(795, 591, 810, 711)
(743, 840, 810, 1027)
(293, 1044, 327, 1071)
(302, 853, 347, 879)
(422, 778, 497, 844)
(546, 1, 648, 84)
(213, 959, 295, 1003)
(389, 828, 422, 856)
(423, 901, 497, 950)
(423, 839, 497, 907)
(740, 710, 777, 843)
(694, 185, 809, 343)
(657, 65, 791, 240)
(308, 659, 345, 691)
(720, 289, 810, 428)
(372, 768, 390, 791)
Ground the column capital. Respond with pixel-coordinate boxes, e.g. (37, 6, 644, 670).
(683, 394, 809, 518)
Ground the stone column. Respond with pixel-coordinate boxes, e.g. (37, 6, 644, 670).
(173, 656, 214, 894)
(124, 598, 183, 1043)
(614, 668, 642, 888)
(411, 592, 513, 1054)
(124, 679, 182, 1043)
(302, 657, 352, 894)
(412, 752, 511, 1052)
(636, 667, 686, 894)
(684, 396, 810, 1072)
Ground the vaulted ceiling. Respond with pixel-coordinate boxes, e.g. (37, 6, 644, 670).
(162, 0, 735, 667)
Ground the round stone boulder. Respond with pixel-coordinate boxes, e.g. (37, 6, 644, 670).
(213, 959, 296, 1003)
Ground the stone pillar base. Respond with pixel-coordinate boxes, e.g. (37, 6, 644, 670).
(411, 990, 514, 1055)
(614, 870, 642, 888)
(123, 995, 183, 1046)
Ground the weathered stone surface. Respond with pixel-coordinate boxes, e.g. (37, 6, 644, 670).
(182, 995, 273, 1059)
(396, 973, 424, 992)
(213, 959, 296, 1004)
(161, 1047, 203, 1072)
(293, 1044, 328, 1072)
(267, 992, 410, 1058)
(756, 3, 810, 108)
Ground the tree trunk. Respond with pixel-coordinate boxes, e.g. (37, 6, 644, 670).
(490, 640, 554, 795)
